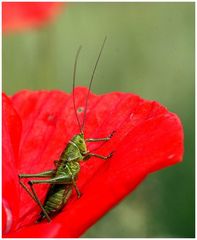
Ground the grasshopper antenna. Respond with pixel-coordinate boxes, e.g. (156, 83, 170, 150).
(72, 45, 83, 133)
(81, 36, 107, 132)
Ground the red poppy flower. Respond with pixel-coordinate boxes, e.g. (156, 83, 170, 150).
(2, 87, 184, 237)
(2, 2, 64, 33)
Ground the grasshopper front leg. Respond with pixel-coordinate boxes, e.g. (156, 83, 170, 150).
(85, 131, 115, 142)
(84, 131, 115, 160)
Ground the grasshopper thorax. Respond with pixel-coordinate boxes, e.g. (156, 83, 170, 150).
(71, 132, 87, 156)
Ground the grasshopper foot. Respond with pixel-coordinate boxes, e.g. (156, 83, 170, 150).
(28, 180, 33, 186)
(107, 151, 114, 159)
(108, 130, 116, 139)
(77, 191, 83, 199)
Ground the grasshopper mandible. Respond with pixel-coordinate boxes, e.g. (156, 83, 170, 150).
(19, 37, 114, 222)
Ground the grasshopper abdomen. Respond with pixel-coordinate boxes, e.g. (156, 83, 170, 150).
(37, 185, 73, 222)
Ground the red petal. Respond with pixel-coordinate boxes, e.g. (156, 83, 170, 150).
(11, 90, 70, 228)
(2, 2, 64, 33)
(3, 88, 184, 237)
(2, 94, 21, 233)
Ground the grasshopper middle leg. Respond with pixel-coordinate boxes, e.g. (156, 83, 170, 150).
(86, 152, 113, 160)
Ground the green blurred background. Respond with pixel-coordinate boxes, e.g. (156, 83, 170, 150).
(3, 3, 194, 237)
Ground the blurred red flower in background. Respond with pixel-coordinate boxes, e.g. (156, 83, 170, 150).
(2, 2, 64, 33)
(2, 87, 184, 237)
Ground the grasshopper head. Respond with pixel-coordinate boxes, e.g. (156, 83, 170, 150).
(73, 132, 87, 155)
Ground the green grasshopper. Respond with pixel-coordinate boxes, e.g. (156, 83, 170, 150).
(18, 37, 114, 222)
